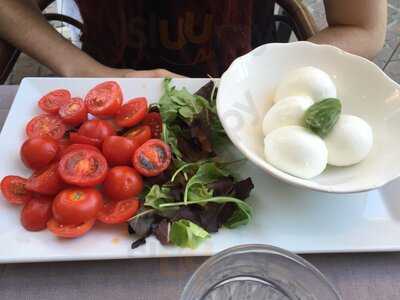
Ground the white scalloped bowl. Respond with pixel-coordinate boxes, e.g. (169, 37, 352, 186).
(217, 41, 400, 193)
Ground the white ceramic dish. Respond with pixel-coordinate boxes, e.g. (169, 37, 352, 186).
(217, 41, 400, 193)
(2, 78, 400, 264)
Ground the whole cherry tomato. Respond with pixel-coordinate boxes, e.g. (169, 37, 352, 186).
(52, 188, 103, 225)
(103, 166, 143, 200)
(20, 137, 59, 170)
(102, 136, 137, 166)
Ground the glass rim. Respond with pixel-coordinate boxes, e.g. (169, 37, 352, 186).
(181, 244, 342, 300)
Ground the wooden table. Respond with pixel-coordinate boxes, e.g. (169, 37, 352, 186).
(1, 85, 400, 300)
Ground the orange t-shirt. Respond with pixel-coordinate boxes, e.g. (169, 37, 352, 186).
(75, 0, 276, 77)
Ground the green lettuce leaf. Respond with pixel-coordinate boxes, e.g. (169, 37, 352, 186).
(144, 185, 174, 209)
(169, 219, 210, 249)
(184, 162, 231, 202)
(159, 78, 210, 124)
(162, 124, 183, 159)
(224, 206, 252, 228)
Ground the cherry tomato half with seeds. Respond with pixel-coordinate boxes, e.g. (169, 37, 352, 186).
(102, 136, 137, 166)
(60, 143, 100, 157)
(1, 176, 31, 205)
(97, 198, 139, 224)
(124, 125, 151, 147)
(59, 98, 88, 126)
(58, 149, 108, 187)
(47, 218, 95, 238)
(26, 114, 66, 140)
(21, 195, 53, 231)
(20, 137, 59, 170)
(115, 97, 148, 128)
(84, 81, 122, 117)
(69, 132, 102, 148)
(78, 119, 115, 144)
(38, 89, 71, 114)
(26, 163, 65, 196)
(132, 139, 172, 177)
(141, 112, 162, 138)
(53, 188, 103, 225)
(103, 166, 143, 200)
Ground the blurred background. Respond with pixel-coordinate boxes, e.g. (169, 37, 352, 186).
(4, 0, 400, 84)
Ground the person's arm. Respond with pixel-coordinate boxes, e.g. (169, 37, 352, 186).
(0, 0, 180, 77)
(309, 0, 387, 59)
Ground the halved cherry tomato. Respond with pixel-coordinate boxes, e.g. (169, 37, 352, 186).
(47, 218, 95, 238)
(1, 176, 31, 205)
(61, 143, 100, 157)
(103, 166, 143, 200)
(115, 97, 148, 128)
(53, 188, 103, 225)
(102, 136, 137, 166)
(84, 81, 122, 117)
(59, 97, 88, 126)
(26, 114, 66, 140)
(69, 132, 101, 148)
(78, 119, 115, 144)
(142, 112, 162, 138)
(21, 195, 52, 231)
(124, 125, 151, 146)
(20, 137, 59, 170)
(38, 89, 71, 114)
(26, 163, 65, 195)
(58, 149, 108, 187)
(97, 198, 139, 224)
(132, 139, 172, 177)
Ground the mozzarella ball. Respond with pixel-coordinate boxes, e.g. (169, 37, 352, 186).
(262, 96, 313, 136)
(325, 115, 373, 166)
(264, 126, 328, 179)
(274, 66, 337, 103)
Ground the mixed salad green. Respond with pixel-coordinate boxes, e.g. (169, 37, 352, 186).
(128, 79, 254, 249)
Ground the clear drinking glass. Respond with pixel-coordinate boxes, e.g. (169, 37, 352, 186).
(181, 244, 341, 300)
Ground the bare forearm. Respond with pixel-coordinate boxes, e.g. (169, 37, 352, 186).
(311, 0, 387, 60)
(309, 25, 384, 59)
(0, 0, 108, 76)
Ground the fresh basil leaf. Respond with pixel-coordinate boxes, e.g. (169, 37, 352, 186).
(145, 185, 174, 209)
(169, 219, 210, 249)
(304, 98, 341, 138)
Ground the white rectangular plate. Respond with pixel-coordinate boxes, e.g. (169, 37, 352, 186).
(1, 78, 400, 263)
